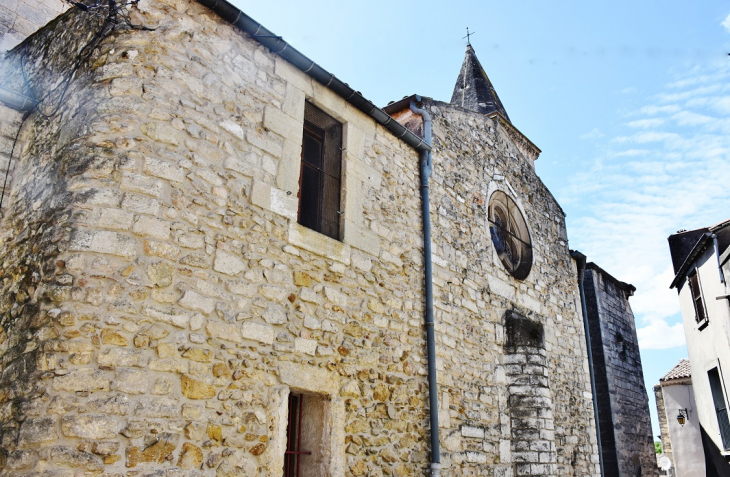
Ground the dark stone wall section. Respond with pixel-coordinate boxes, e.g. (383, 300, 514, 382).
(584, 266, 659, 477)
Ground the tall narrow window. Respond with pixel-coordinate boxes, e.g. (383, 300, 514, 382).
(298, 102, 343, 240)
(708, 367, 730, 449)
(284, 393, 311, 477)
(283, 392, 327, 477)
(688, 269, 707, 327)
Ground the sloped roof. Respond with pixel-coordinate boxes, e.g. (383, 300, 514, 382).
(450, 45, 510, 122)
(668, 218, 730, 289)
(660, 358, 691, 382)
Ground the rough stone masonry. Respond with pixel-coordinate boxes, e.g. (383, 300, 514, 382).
(0, 0, 600, 475)
(583, 264, 658, 477)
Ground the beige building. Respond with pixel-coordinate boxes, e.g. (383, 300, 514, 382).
(0, 0, 603, 475)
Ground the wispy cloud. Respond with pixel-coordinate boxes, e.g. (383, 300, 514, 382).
(670, 111, 712, 126)
(562, 60, 730, 350)
(580, 128, 604, 140)
(627, 118, 665, 129)
(722, 12, 730, 34)
(638, 104, 681, 115)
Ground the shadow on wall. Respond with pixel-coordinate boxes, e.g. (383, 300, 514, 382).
(701, 425, 730, 477)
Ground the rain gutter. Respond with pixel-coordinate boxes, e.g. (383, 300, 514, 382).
(409, 96, 440, 476)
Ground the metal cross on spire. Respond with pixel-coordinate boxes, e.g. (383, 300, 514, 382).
(463, 27, 475, 46)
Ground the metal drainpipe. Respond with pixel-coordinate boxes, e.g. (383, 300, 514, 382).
(410, 96, 440, 477)
(712, 234, 725, 284)
(570, 250, 604, 477)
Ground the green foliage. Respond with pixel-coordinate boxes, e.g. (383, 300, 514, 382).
(655, 441, 662, 454)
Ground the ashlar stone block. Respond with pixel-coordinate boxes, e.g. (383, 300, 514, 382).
(213, 249, 246, 276)
(241, 321, 274, 345)
(250, 180, 297, 220)
(61, 414, 124, 439)
(69, 229, 137, 259)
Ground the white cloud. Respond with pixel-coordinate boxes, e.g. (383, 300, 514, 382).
(722, 12, 730, 33)
(627, 118, 665, 129)
(670, 111, 712, 126)
(637, 320, 687, 350)
(580, 128, 604, 140)
(639, 105, 681, 115)
(614, 149, 649, 157)
(562, 60, 730, 352)
(654, 84, 723, 103)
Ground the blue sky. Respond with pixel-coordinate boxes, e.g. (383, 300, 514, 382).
(234, 0, 730, 439)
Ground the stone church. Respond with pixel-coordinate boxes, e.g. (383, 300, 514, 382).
(0, 0, 657, 475)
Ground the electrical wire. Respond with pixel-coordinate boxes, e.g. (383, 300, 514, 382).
(20, 0, 154, 119)
(1, 0, 155, 215)
(0, 112, 31, 214)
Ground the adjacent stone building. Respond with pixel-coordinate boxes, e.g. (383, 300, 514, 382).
(0, 0, 604, 475)
(581, 262, 658, 476)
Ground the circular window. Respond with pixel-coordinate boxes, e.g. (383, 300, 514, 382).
(488, 190, 532, 280)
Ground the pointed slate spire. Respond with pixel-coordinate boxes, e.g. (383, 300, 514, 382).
(450, 45, 510, 122)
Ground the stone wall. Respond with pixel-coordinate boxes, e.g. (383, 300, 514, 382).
(584, 264, 658, 476)
(412, 100, 599, 476)
(0, 0, 67, 51)
(0, 1, 430, 474)
(0, 104, 23, 214)
(0, 0, 599, 475)
(654, 385, 672, 462)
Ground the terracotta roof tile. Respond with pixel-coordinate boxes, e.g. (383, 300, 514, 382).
(660, 358, 691, 382)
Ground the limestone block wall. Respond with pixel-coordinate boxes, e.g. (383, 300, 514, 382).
(0, 0, 67, 51)
(411, 100, 600, 476)
(653, 384, 673, 467)
(0, 0, 601, 476)
(584, 265, 658, 476)
(0, 104, 23, 212)
(0, 1, 431, 475)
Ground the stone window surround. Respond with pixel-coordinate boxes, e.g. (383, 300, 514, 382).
(486, 177, 534, 277)
(250, 68, 383, 265)
(270, 362, 346, 477)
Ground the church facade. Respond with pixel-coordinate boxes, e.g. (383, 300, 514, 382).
(0, 0, 605, 475)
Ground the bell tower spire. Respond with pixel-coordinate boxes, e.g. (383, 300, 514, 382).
(450, 44, 511, 122)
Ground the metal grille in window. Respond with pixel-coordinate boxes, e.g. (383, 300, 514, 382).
(298, 102, 342, 240)
(488, 190, 532, 280)
(284, 393, 311, 477)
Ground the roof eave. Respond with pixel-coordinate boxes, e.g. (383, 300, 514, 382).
(670, 233, 712, 289)
(585, 262, 636, 296)
(486, 111, 542, 158)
